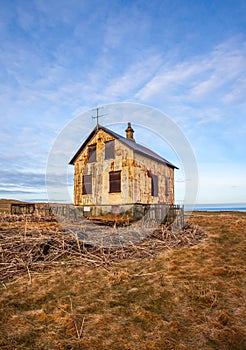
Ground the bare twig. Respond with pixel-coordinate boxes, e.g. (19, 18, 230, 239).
(0, 213, 206, 283)
(26, 264, 32, 285)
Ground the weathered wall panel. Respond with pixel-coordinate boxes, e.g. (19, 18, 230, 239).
(73, 129, 175, 206)
(133, 152, 174, 204)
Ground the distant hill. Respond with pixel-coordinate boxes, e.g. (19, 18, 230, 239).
(0, 198, 28, 205)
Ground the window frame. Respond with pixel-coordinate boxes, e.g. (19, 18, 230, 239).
(151, 174, 158, 197)
(82, 174, 92, 195)
(105, 140, 115, 160)
(88, 144, 96, 163)
(109, 170, 121, 193)
(165, 177, 169, 197)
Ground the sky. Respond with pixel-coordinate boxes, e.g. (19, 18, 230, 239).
(0, 0, 245, 205)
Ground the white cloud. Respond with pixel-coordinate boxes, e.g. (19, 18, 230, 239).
(135, 37, 246, 106)
(100, 54, 162, 100)
(222, 76, 246, 104)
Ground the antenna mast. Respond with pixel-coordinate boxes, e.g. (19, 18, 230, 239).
(92, 107, 106, 129)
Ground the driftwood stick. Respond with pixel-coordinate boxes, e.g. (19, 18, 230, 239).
(0, 213, 206, 282)
(75, 233, 81, 254)
(26, 264, 32, 285)
(77, 316, 85, 339)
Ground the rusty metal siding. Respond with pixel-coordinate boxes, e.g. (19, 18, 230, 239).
(74, 129, 134, 206)
(73, 129, 175, 206)
(133, 152, 174, 204)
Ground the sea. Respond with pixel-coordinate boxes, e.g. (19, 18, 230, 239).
(185, 203, 246, 212)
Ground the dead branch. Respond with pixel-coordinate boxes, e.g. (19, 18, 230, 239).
(0, 213, 206, 283)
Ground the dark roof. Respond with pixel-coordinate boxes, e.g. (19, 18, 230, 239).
(69, 125, 178, 169)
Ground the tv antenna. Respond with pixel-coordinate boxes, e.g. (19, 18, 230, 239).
(92, 107, 106, 129)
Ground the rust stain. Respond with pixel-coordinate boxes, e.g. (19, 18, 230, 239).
(110, 161, 115, 171)
(73, 128, 175, 206)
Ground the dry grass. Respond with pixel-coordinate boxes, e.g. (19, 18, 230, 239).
(0, 211, 245, 349)
(0, 214, 205, 282)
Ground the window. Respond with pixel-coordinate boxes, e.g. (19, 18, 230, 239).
(109, 171, 121, 193)
(88, 144, 96, 162)
(151, 174, 158, 197)
(165, 177, 169, 197)
(82, 175, 92, 194)
(105, 140, 115, 160)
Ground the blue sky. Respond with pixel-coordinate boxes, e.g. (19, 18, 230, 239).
(0, 0, 245, 204)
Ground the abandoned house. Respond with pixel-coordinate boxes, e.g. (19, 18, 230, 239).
(69, 122, 179, 220)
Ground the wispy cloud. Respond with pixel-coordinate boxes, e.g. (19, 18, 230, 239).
(96, 54, 163, 102)
(0, 170, 45, 188)
(0, 1, 245, 204)
(135, 37, 246, 106)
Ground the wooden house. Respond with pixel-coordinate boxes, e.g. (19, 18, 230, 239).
(69, 123, 178, 218)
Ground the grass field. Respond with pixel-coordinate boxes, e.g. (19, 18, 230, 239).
(0, 211, 245, 349)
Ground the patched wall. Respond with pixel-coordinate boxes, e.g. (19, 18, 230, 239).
(73, 129, 174, 206)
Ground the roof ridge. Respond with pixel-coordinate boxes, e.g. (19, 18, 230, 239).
(69, 125, 178, 169)
(99, 125, 178, 169)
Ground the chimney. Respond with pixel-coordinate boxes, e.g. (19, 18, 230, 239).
(125, 122, 135, 142)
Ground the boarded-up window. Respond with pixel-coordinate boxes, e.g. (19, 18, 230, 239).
(105, 140, 115, 159)
(151, 174, 158, 197)
(109, 171, 121, 193)
(88, 144, 96, 162)
(165, 177, 169, 197)
(82, 175, 92, 194)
